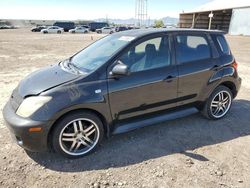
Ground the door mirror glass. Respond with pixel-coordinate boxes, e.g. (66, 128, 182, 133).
(111, 61, 129, 76)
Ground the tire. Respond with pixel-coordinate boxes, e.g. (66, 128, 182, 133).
(201, 86, 233, 120)
(43, 31, 48, 34)
(52, 111, 104, 158)
(57, 30, 61, 34)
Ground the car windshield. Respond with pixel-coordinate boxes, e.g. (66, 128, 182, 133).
(70, 35, 134, 73)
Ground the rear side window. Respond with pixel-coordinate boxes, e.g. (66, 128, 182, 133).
(175, 35, 211, 64)
(216, 35, 230, 55)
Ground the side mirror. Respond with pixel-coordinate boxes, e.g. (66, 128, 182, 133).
(111, 61, 129, 76)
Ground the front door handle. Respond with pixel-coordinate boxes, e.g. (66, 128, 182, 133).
(164, 75, 176, 83)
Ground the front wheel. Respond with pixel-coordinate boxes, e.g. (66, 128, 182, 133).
(52, 111, 104, 158)
(57, 30, 62, 34)
(201, 86, 233, 120)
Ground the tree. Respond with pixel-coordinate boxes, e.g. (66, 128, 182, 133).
(154, 20, 164, 28)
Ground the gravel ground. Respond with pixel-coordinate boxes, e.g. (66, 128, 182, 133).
(0, 29, 250, 188)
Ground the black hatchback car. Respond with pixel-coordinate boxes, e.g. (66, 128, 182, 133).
(3, 29, 241, 158)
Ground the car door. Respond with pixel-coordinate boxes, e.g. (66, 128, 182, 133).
(108, 34, 178, 121)
(102, 27, 108, 34)
(76, 28, 80, 33)
(174, 32, 216, 106)
(49, 27, 54, 33)
(52, 27, 58, 33)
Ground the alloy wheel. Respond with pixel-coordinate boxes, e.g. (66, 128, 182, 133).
(210, 90, 232, 118)
(59, 118, 100, 156)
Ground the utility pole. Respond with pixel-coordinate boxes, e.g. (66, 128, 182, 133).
(135, 0, 148, 27)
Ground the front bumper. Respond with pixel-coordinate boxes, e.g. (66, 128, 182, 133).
(2, 101, 52, 152)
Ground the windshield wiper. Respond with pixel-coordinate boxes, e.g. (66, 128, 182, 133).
(60, 59, 81, 75)
(68, 62, 79, 70)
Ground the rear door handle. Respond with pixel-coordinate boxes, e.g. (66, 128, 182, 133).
(164, 75, 176, 83)
(212, 65, 222, 71)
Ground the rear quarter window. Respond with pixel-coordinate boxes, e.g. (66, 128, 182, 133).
(216, 35, 230, 55)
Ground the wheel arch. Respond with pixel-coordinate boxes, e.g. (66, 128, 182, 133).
(220, 81, 237, 98)
(198, 80, 237, 110)
(47, 108, 110, 150)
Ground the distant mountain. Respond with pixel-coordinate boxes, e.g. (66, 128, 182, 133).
(94, 16, 179, 26)
(161, 17, 179, 25)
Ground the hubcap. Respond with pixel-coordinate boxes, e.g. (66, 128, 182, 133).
(59, 118, 99, 156)
(210, 90, 232, 118)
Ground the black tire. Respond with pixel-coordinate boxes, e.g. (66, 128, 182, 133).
(57, 30, 61, 34)
(201, 85, 233, 120)
(43, 31, 48, 34)
(52, 111, 104, 158)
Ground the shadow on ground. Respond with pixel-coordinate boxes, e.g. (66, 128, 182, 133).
(27, 99, 250, 172)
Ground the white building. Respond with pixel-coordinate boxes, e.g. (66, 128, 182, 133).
(179, 0, 250, 35)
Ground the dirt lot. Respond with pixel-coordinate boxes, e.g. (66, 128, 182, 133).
(0, 29, 250, 188)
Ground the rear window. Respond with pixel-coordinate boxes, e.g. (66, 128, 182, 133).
(216, 35, 230, 55)
(175, 35, 211, 64)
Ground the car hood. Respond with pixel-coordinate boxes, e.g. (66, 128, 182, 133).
(18, 64, 80, 97)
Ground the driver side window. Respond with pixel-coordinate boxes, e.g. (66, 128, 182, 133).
(120, 36, 171, 72)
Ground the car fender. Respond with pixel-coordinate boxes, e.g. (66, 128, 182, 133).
(199, 66, 238, 102)
(29, 79, 113, 135)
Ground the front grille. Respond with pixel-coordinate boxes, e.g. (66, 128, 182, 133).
(10, 87, 23, 112)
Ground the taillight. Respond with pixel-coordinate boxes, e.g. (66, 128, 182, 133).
(232, 60, 238, 70)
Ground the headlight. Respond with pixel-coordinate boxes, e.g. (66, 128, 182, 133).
(16, 96, 52, 118)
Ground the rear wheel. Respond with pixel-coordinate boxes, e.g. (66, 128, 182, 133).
(201, 86, 232, 120)
(57, 30, 62, 34)
(52, 111, 104, 158)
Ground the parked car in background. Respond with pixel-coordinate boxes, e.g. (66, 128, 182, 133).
(79, 25, 90, 29)
(41, 26, 64, 34)
(115, 26, 128, 32)
(31, 26, 46, 32)
(3, 29, 241, 158)
(128, 26, 135, 30)
(96, 27, 115, 34)
(53, 22, 75, 32)
(0, 25, 16, 29)
(69, 27, 89, 34)
(89, 22, 109, 32)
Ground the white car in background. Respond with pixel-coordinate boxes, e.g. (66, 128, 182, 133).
(41, 26, 64, 34)
(69, 27, 89, 34)
(96, 27, 115, 34)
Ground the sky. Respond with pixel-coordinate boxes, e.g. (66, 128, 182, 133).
(0, 0, 212, 20)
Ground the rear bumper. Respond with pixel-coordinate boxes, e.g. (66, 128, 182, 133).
(2, 101, 52, 152)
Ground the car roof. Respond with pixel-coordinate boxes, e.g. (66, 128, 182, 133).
(112, 28, 224, 38)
